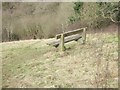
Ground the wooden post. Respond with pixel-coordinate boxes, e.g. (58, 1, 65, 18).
(60, 34, 65, 51)
(82, 28, 86, 44)
(59, 24, 65, 51)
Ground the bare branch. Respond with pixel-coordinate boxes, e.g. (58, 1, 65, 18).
(100, 10, 119, 24)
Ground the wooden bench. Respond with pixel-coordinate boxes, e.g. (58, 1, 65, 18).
(47, 27, 87, 51)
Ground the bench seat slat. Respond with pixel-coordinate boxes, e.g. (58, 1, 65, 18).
(47, 34, 82, 47)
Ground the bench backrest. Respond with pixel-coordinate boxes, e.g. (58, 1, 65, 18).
(55, 27, 87, 39)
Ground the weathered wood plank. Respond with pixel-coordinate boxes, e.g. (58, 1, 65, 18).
(60, 34, 65, 51)
(56, 27, 87, 39)
(83, 28, 86, 44)
(47, 34, 82, 47)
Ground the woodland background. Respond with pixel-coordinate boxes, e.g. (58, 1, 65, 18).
(2, 2, 120, 41)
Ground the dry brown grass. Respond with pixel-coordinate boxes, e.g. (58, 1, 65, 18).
(2, 2, 74, 41)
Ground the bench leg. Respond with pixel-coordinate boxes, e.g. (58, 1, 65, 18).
(82, 28, 86, 44)
(60, 34, 65, 51)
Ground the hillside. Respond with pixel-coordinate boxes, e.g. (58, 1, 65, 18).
(1, 24, 118, 88)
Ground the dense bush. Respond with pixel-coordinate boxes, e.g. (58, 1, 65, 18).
(2, 2, 74, 42)
(96, 2, 120, 23)
(71, 2, 119, 28)
(68, 2, 83, 24)
(2, 2, 119, 42)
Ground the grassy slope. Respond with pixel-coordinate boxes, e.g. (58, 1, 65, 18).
(1, 28, 118, 88)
